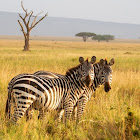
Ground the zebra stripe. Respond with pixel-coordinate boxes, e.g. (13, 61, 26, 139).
(33, 58, 114, 122)
(23, 58, 114, 123)
(32, 58, 114, 123)
(5, 56, 96, 124)
(75, 58, 114, 122)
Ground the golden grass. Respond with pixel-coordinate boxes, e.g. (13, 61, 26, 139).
(0, 39, 140, 140)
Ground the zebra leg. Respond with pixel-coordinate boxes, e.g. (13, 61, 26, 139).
(76, 96, 88, 124)
(38, 108, 45, 119)
(72, 106, 77, 121)
(57, 106, 77, 122)
(25, 107, 34, 121)
(10, 95, 31, 124)
(54, 109, 64, 123)
(11, 105, 28, 124)
(64, 101, 74, 124)
(59, 109, 64, 123)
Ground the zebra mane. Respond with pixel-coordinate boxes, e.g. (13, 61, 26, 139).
(65, 63, 82, 76)
(94, 59, 108, 66)
(93, 61, 103, 76)
(93, 61, 101, 67)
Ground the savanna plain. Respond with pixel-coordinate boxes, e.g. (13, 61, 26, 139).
(0, 38, 140, 140)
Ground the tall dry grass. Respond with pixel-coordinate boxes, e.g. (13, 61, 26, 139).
(0, 39, 139, 140)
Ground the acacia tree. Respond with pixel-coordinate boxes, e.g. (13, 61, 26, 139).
(75, 32, 96, 42)
(103, 35, 115, 42)
(18, 1, 47, 51)
(92, 35, 104, 42)
(92, 34, 115, 42)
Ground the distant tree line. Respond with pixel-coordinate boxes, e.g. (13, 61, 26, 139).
(75, 32, 115, 42)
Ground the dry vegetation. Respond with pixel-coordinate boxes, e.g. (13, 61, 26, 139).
(0, 38, 140, 140)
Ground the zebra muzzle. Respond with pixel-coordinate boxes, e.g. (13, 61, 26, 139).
(104, 82, 111, 92)
(84, 75, 92, 87)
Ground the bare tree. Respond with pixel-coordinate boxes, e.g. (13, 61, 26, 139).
(18, 1, 48, 51)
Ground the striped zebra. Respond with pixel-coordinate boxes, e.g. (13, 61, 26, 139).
(33, 58, 115, 123)
(5, 56, 96, 124)
(74, 58, 115, 123)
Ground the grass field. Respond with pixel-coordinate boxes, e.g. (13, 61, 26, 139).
(0, 38, 140, 140)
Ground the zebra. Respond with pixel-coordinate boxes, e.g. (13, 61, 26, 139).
(74, 58, 115, 123)
(32, 58, 115, 123)
(5, 56, 96, 124)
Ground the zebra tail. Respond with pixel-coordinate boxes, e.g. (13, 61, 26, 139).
(5, 87, 12, 119)
(5, 98, 9, 117)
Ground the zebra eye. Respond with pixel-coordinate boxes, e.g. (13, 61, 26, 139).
(81, 68, 84, 72)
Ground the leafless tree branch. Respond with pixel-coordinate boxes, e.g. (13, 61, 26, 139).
(31, 13, 48, 29)
(26, 10, 33, 17)
(21, 0, 27, 15)
(27, 11, 33, 26)
(18, 13, 28, 28)
(18, 20, 26, 38)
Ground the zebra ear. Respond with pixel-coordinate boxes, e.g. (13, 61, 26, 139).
(90, 56, 96, 64)
(109, 58, 115, 66)
(79, 57, 84, 64)
(100, 59, 105, 66)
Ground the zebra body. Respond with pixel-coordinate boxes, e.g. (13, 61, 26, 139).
(33, 58, 114, 122)
(6, 56, 96, 123)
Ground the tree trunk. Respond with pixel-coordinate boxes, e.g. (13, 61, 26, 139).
(23, 34, 29, 51)
(83, 36, 88, 42)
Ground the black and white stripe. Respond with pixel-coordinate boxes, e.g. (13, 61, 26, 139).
(30, 58, 115, 123)
(5, 56, 96, 123)
(75, 58, 115, 123)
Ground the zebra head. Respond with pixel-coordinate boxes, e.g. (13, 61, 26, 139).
(98, 58, 115, 92)
(79, 56, 96, 87)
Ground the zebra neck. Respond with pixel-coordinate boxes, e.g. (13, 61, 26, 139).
(65, 70, 84, 89)
(93, 63, 103, 89)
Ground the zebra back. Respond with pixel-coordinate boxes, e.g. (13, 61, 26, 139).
(6, 56, 96, 124)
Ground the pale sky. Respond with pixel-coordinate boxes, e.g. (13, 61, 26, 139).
(0, 0, 140, 24)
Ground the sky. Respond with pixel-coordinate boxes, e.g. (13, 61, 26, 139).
(0, 0, 140, 24)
